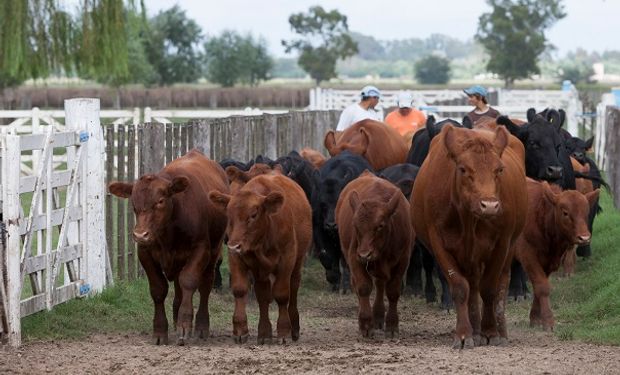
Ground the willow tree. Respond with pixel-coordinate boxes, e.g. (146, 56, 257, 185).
(0, 0, 141, 109)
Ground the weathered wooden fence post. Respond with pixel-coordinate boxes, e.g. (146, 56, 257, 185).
(605, 106, 620, 209)
(64, 98, 107, 293)
(138, 122, 165, 174)
(262, 113, 278, 160)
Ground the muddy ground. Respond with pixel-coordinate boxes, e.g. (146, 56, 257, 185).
(2, 287, 619, 375)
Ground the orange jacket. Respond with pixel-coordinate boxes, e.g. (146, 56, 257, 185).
(384, 109, 426, 136)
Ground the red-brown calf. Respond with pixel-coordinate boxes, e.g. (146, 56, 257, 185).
(108, 150, 229, 345)
(515, 179, 599, 331)
(209, 174, 312, 344)
(336, 171, 412, 338)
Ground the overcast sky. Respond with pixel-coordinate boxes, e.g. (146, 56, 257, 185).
(142, 0, 619, 57)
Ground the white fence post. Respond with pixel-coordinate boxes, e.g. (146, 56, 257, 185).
(2, 133, 23, 347)
(132, 107, 140, 125)
(144, 107, 152, 123)
(64, 98, 107, 293)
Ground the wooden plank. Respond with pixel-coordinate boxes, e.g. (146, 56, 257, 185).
(105, 126, 115, 282)
(165, 123, 173, 164)
(19, 170, 74, 194)
(18, 206, 82, 235)
(262, 114, 278, 160)
(192, 119, 210, 157)
(187, 122, 194, 151)
(180, 123, 188, 156)
(605, 107, 620, 209)
(20, 283, 78, 317)
(117, 125, 126, 280)
(23, 244, 82, 274)
(138, 123, 165, 175)
(173, 123, 180, 159)
(126, 125, 136, 281)
(19, 132, 78, 151)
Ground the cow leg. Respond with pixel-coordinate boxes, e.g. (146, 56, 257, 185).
(349, 256, 374, 338)
(172, 279, 181, 327)
(422, 246, 437, 303)
(195, 256, 218, 340)
(509, 260, 527, 301)
(386, 260, 408, 339)
(405, 243, 423, 297)
(340, 256, 351, 294)
(495, 254, 511, 344)
(526, 265, 554, 331)
(319, 248, 340, 292)
(138, 247, 169, 345)
(273, 273, 293, 344)
(437, 263, 453, 311)
(373, 279, 386, 330)
(427, 226, 473, 349)
(288, 260, 303, 342)
(254, 279, 273, 345)
(229, 254, 250, 343)
(214, 256, 223, 291)
(467, 276, 481, 346)
(480, 240, 512, 346)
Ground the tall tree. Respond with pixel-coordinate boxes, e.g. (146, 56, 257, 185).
(282, 6, 358, 85)
(143, 5, 203, 86)
(414, 55, 451, 84)
(204, 31, 273, 87)
(476, 0, 565, 87)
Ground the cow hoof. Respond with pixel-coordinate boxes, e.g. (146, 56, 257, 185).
(196, 328, 209, 340)
(452, 337, 475, 350)
(153, 333, 168, 346)
(472, 334, 481, 346)
(542, 325, 554, 332)
(279, 337, 287, 345)
(361, 329, 375, 339)
(374, 321, 384, 330)
(257, 336, 272, 345)
(234, 334, 249, 344)
(385, 328, 399, 339)
(498, 337, 509, 346)
(488, 336, 501, 346)
(292, 332, 300, 342)
(177, 328, 191, 346)
(516, 295, 525, 303)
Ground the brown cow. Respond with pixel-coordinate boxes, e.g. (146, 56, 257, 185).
(336, 171, 412, 338)
(300, 147, 327, 169)
(515, 179, 599, 331)
(108, 149, 228, 345)
(226, 163, 282, 194)
(209, 174, 312, 344)
(411, 125, 527, 349)
(324, 119, 408, 170)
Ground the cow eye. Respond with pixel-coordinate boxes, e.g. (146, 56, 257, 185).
(496, 167, 504, 175)
(562, 210, 569, 217)
(376, 224, 384, 232)
(458, 166, 467, 174)
(157, 198, 165, 206)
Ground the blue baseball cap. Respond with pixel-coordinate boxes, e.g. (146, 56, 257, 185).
(463, 85, 488, 98)
(361, 85, 381, 98)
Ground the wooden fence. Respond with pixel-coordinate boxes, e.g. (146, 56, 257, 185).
(104, 110, 341, 280)
(605, 106, 620, 209)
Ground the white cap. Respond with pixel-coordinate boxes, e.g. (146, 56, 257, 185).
(397, 92, 413, 108)
(361, 85, 381, 98)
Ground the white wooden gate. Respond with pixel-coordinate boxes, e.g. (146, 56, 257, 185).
(0, 98, 108, 347)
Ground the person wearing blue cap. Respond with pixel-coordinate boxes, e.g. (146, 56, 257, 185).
(336, 85, 383, 131)
(464, 85, 500, 124)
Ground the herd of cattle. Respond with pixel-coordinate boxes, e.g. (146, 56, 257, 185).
(108, 107, 606, 349)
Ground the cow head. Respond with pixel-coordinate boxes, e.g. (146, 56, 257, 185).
(497, 110, 565, 182)
(348, 188, 401, 262)
(226, 164, 278, 194)
(541, 182, 600, 245)
(324, 127, 369, 158)
(564, 136, 594, 165)
(209, 190, 284, 254)
(443, 125, 507, 218)
(317, 177, 346, 232)
(108, 174, 190, 245)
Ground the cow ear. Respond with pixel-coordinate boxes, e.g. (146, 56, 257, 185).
(585, 136, 594, 151)
(541, 182, 558, 205)
(263, 192, 284, 215)
(546, 109, 561, 131)
(493, 127, 509, 158)
(168, 176, 189, 195)
(226, 166, 250, 185)
(396, 179, 414, 199)
(585, 189, 600, 208)
(108, 182, 133, 198)
(426, 116, 440, 138)
(462, 115, 473, 129)
(442, 124, 459, 160)
(558, 109, 566, 128)
(324, 131, 338, 157)
(273, 164, 285, 175)
(209, 191, 231, 209)
(386, 190, 402, 217)
(526, 108, 537, 123)
(426, 115, 436, 129)
(497, 115, 525, 141)
(360, 169, 373, 177)
(348, 190, 361, 211)
(358, 127, 370, 155)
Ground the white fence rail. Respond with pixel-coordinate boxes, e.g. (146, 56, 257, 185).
(143, 107, 288, 124)
(309, 87, 583, 135)
(0, 98, 108, 347)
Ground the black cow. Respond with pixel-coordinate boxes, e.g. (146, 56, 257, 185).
(406, 116, 468, 166)
(314, 151, 374, 292)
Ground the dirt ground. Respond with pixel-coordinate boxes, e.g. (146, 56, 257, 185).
(2, 290, 620, 374)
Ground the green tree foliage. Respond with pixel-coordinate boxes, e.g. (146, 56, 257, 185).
(282, 6, 358, 85)
(204, 31, 273, 87)
(414, 55, 451, 84)
(143, 5, 203, 86)
(558, 63, 594, 84)
(476, 0, 566, 87)
(0, 0, 74, 91)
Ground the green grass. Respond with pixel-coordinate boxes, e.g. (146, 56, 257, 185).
(20, 192, 620, 345)
(551, 191, 620, 345)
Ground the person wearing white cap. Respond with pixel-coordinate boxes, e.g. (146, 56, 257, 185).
(335, 85, 383, 131)
(384, 91, 426, 136)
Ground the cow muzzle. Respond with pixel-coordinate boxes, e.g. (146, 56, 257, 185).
(324, 221, 338, 231)
(545, 166, 563, 180)
(133, 229, 151, 244)
(576, 234, 591, 245)
(479, 199, 501, 216)
(358, 250, 375, 263)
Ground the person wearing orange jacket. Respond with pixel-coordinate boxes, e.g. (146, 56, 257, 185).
(384, 92, 426, 136)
